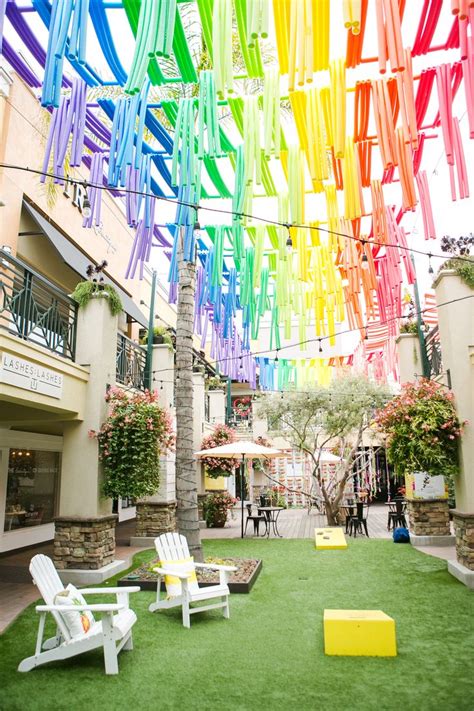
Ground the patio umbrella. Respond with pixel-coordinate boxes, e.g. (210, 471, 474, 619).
(195, 441, 287, 538)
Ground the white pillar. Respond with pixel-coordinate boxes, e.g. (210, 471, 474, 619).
(434, 270, 474, 512)
(208, 389, 225, 426)
(150, 344, 176, 502)
(396, 334, 422, 384)
(59, 296, 118, 518)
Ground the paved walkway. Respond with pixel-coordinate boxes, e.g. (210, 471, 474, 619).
(0, 505, 455, 633)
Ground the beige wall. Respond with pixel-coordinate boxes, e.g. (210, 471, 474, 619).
(434, 270, 474, 512)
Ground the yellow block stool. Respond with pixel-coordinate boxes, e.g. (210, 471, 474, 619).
(324, 610, 397, 656)
(314, 527, 348, 550)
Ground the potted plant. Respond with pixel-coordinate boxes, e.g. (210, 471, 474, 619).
(140, 326, 174, 349)
(375, 379, 466, 538)
(399, 320, 418, 334)
(203, 491, 237, 528)
(206, 375, 226, 391)
(71, 261, 123, 316)
(200, 424, 239, 478)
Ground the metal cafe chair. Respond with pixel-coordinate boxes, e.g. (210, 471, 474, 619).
(348, 502, 369, 537)
(244, 503, 268, 536)
(387, 499, 407, 530)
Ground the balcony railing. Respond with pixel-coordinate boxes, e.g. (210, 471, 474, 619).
(0, 248, 77, 360)
(425, 324, 443, 378)
(116, 333, 147, 391)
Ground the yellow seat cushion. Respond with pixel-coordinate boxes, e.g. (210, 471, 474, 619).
(162, 557, 199, 598)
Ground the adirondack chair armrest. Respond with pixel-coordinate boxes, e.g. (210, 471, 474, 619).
(152, 566, 189, 580)
(194, 563, 237, 572)
(36, 603, 125, 613)
(79, 587, 141, 595)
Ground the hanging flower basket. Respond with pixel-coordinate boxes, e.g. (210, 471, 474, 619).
(200, 424, 239, 478)
(89, 388, 175, 499)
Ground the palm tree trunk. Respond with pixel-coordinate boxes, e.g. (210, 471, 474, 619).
(175, 227, 203, 561)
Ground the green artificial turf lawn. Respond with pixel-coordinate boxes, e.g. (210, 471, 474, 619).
(1, 539, 473, 711)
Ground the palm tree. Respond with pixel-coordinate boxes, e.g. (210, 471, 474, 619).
(175, 226, 202, 561)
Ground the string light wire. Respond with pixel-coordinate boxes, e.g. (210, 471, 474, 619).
(1, 162, 472, 264)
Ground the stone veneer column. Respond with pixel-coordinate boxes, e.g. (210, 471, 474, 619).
(56, 297, 119, 573)
(451, 512, 474, 570)
(54, 515, 117, 570)
(407, 499, 451, 539)
(134, 502, 176, 538)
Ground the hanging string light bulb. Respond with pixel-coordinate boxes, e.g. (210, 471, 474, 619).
(428, 253, 434, 274)
(82, 183, 92, 219)
(361, 240, 369, 270)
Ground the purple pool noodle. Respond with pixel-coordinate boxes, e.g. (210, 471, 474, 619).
(0, 0, 9, 54)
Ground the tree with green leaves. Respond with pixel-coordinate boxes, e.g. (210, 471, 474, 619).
(256, 376, 390, 525)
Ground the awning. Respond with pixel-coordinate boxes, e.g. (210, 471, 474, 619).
(22, 201, 148, 327)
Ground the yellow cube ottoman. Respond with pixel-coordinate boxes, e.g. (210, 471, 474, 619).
(324, 610, 397, 657)
(314, 527, 348, 550)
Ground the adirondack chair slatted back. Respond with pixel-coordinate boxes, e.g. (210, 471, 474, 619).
(155, 532, 190, 563)
(30, 554, 71, 641)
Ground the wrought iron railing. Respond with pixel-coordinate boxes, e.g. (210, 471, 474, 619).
(0, 248, 77, 360)
(425, 324, 443, 378)
(116, 333, 147, 391)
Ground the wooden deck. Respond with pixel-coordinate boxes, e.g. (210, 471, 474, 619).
(201, 504, 393, 540)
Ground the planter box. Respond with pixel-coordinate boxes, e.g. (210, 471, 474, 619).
(118, 558, 262, 594)
(406, 499, 451, 537)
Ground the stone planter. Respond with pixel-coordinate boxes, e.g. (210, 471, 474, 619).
(404, 473, 454, 545)
(130, 502, 176, 547)
(451, 511, 474, 570)
(406, 499, 453, 545)
(54, 515, 117, 570)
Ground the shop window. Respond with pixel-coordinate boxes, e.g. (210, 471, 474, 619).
(4, 449, 60, 532)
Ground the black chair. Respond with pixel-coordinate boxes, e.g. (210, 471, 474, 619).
(339, 505, 354, 533)
(388, 499, 407, 530)
(348, 502, 369, 537)
(244, 504, 268, 536)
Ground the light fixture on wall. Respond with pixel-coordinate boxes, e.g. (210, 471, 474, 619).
(82, 184, 92, 219)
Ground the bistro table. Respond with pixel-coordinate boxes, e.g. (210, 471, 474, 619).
(4, 510, 26, 531)
(257, 506, 284, 537)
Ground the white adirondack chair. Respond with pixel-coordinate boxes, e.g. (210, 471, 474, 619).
(18, 554, 140, 675)
(148, 533, 237, 628)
